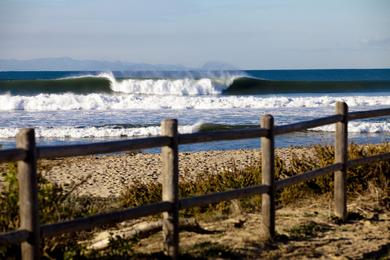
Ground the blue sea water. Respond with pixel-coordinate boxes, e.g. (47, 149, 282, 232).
(0, 69, 389, 151)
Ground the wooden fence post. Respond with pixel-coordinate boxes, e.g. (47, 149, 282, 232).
(161, 119, 179, 258)
(261, 115, 275, 241)
(16, 129, 40, 260)
(334, 101, 348, 221)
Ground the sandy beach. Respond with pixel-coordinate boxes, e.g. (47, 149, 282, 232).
(38, 147, 305, 198)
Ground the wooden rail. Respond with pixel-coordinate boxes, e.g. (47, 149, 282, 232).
(41, 202, 172, 238)
(37, 136, 171, 159)
(0, 101, 389, 259)
(275, 163, 343, 190)
(0, 148, 26, 163)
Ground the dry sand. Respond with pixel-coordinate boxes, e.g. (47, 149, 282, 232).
(131, 192, 390, 259)
(39, 147, 306, 198)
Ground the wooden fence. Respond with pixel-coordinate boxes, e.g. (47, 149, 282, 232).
(0, 101, 389, 259)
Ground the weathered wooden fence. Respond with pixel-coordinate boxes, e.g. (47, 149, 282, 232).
(0, 101, 389, 259)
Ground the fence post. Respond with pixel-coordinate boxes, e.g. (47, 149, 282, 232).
(334, 101, 348, 221)
(16, 129, 40, 260)
(261, 115, 275, 241)
(161, 119, 179, 258)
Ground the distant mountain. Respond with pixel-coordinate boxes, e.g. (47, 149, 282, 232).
(0, 57, 189, 71)
(201, 61, 238, 70)
(0, 57, 238, 71)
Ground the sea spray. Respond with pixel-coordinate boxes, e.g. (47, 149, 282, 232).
(100, 71, 235, 95)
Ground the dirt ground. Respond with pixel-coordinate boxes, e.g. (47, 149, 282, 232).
(105, 188, 390, 259)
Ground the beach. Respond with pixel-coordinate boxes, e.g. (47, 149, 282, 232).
(34, 144, 387, 259)
(38, 147, 306, 198)
(1, 1, 390, 257)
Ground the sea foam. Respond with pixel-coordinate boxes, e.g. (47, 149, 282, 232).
(0, 124, 201, 139)
(313, 121, 390, 133)
(0, 93, 389, 111)
(0, 120, 388, 139)
(100, 72, 234, 96)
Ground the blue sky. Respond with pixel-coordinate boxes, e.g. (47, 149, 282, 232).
(0, 0, 389, 69)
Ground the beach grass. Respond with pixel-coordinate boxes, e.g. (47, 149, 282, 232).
(120, 143, 389, 213)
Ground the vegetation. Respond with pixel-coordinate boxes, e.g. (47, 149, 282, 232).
(0, 163, 101, 259)
(121, 143, 390, 213)
(0, 143, 389, 258)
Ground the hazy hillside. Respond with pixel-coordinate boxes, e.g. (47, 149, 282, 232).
(0, 57, 237, 71)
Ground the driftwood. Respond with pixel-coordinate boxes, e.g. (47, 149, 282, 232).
(88, 218, 219, 251)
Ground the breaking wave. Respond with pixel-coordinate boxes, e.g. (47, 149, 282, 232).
(0, 93, 389, 111)
(1, 71, 389, 96)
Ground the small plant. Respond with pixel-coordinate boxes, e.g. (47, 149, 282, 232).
(119, 164, 263, 216)
(120, 143, 390, 217)
(0, 162, 102, 259)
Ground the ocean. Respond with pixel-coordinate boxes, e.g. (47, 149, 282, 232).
(0, 69, 389, 152)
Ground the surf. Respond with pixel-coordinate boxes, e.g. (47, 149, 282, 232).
(225, 77, 390, 95)
(0, 120, 388, 139)
(1, 71, 389, 96)
(1, 92, 389, 111)
(0, 76, 112, 95)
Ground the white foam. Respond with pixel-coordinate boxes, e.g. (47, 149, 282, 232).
(312, 121, 390, 133)
(0, 124, 200, 139)
(0, 120, 388, 139)
(0, 93, 389, 111)
(98, 72, 234, 96)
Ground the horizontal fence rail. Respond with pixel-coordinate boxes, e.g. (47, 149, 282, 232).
(0, 148, 26, 163)
(0, 102, 389, 259)
(275, 163, 343, 191)
(348, 107, 390, 120)
(180, 184, 270, 209)
(179, 128, 268, 144)
(41, 202, 172, 238)
(347, 152, 390, 168)
(0, 230, 30, 245)
(37, 136, 171, 159)
(274, 115, 342, 135)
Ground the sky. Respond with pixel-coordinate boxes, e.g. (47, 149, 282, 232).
(0, 0, 389, 69)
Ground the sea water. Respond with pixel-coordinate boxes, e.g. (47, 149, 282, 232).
(0, 69, 389, 151)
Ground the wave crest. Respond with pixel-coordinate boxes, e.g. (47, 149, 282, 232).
(99, 72, 235, 95)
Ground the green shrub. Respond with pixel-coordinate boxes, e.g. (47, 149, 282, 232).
(277, 143, 389, 205)
(0, 163, 100, 259)
(120, 143, 390, 215)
